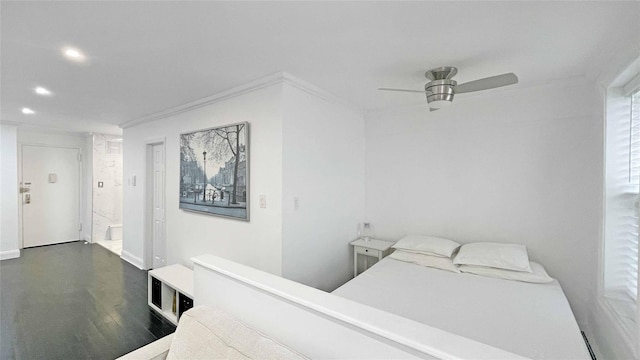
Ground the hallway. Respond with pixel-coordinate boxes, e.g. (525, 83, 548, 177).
(0, 241, 175, 359)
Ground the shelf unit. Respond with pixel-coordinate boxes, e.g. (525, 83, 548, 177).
(148, 264, 194, 325)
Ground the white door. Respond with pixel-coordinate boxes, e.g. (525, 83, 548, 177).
(151, 143, 166, 268)
(22, 145, 80, 247)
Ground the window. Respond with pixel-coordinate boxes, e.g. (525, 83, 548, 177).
(604, 86, 640, 334)
(632, 91, 640, 185)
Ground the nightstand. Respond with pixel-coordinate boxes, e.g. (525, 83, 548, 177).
(350, 238, 395, 277)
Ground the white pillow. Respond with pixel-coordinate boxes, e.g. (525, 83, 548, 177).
(452, 242, 532, 273)
(392, 235, 460, 258)
(389, 250, 461, 273)
(459, 261, 553, 283)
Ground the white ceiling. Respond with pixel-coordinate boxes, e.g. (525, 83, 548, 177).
(1, 1, 638, 134)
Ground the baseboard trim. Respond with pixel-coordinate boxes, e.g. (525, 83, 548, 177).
(121, 250, 145, 270)
(0, 249, 20, 260)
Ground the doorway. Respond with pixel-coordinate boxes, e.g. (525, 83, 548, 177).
(91, 134, 124, 256)
(145, 140, 166, 269)
(21, 145, 81, 248)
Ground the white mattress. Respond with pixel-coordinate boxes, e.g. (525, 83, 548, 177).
(333, 258, 590, 360)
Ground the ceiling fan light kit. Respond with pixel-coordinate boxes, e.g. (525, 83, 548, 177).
(379, 66, 519, 111)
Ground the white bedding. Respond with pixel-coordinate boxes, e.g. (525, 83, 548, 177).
(333, 257, 590, 360)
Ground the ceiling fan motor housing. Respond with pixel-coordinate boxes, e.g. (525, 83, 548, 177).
(424, 66, 458, 106)
(425, 79, 456, 104)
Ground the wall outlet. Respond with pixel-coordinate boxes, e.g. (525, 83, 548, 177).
(259, 194, 266, 208)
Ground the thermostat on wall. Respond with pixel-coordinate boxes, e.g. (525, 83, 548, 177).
(48, 174, 57, 183)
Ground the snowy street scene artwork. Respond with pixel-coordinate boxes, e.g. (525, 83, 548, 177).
(179, 122, 249, 220)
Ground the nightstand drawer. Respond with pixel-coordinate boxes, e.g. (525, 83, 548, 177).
(356, 247, 381, 257)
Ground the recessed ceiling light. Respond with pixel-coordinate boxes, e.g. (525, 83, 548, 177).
(63, 47, 86, 62)
(22, 108, 35, 115)
(35, 86, 52, 96)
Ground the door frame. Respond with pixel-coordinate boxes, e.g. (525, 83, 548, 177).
(143, 137, 166, 269)
(19, 143, 84, 248)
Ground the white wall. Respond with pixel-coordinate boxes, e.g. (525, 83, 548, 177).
(281, 81, 365, 291)
(123, 83, 284, 274)
(364, 80, 602, 327)
(1, 124, 20, 260)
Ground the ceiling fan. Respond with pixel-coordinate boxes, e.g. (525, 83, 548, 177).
(379, 66, 518, 111)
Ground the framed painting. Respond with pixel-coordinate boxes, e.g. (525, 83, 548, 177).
(179, 122, 249, 221)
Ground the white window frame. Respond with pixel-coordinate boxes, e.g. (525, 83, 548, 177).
(601, 65, 640, 358)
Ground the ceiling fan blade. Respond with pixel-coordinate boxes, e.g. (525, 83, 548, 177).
(378, 87, 430, 94)
(454, 73, 518, 94)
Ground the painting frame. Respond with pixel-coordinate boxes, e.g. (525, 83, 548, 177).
(179, 121, 250, 221)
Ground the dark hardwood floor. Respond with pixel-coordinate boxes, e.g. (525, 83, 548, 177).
(0, 241, 176, 360)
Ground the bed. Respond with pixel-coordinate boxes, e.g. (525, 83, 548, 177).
(192, 253, 529, 360)
(333, 256, 590, 360)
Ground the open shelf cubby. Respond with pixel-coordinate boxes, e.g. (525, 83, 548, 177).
(148, 264, 194, 325)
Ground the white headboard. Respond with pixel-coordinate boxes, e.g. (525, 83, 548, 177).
(191, 254, 528, 360)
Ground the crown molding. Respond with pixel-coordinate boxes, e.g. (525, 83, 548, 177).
(0, 120, 22, 126)
(623, 73, 640, 96)
(120, 72, 285, 129)
(18, 125, 98, 138)
(281, 72, 363, 116)
(120, 72, 363, 129)
(1, 120, 122, 137)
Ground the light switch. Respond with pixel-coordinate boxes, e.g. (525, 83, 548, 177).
(294, 197, 299, 210)
(98, 181, 104, 188)
(259, 195, 267, 208)
(48, 174, 57, 183)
